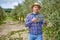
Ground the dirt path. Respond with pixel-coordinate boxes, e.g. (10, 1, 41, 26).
(0, 19, 45, 40)
(0, 19, 28, 40)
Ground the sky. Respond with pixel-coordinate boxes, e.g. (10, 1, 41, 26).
(0, 0, 23, 9)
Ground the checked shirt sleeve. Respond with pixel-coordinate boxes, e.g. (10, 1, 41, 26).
(40, 15, 44, 24)
(25, 14, 33, 27)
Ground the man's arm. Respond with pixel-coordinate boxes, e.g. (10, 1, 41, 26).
(40, 19, 44, 24)
(25, 14, 39, 27)
(40, 15, 44, 25)
(25, 14, 32, 27)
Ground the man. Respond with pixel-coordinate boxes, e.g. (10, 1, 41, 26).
(25, 3, 44, 40)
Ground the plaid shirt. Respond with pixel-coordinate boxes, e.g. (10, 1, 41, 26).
(25, 12, 44, 35)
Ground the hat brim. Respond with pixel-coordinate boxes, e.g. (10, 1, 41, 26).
(31, 4, 41, 9)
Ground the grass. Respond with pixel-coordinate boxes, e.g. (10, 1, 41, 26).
(0, 21, 6, 25)
(0, 29, 28, 40)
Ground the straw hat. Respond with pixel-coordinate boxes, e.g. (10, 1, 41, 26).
(31, 3, 41, 9)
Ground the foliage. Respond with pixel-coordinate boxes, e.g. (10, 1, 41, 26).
(40, 0, 60, 40)
(0, 6, 6, 25)
(11, 0, 38, 21)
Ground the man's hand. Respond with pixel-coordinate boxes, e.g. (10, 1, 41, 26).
(32, 17, 38, 22)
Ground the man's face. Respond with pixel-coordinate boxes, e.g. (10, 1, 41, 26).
(32, 6, 39, 13)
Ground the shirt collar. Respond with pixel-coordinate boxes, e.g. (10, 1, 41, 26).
(32, 12, 39, 15)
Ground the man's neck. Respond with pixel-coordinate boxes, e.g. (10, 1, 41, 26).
(33, 12, 39, 14)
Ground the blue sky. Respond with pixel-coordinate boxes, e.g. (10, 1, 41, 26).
(0, 0, 23, 9)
